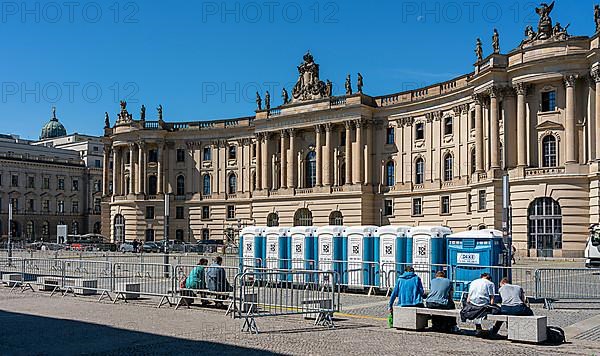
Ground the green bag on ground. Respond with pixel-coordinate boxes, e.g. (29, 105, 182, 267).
(388, 313, 393, 328)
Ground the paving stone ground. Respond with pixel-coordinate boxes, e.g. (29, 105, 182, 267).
(0, 287, 599, 355)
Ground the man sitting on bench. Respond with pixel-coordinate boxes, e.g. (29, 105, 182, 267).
(425, 271, 458, 333)
(460, 273, 500, 336)
(207, 256, 233, 302)
(489, 277, 533, 336)
(388, 266, 425, 314)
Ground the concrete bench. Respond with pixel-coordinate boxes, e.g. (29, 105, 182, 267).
(393, 306, 547, 343)
(115, 283, 140, 300)
(72, 279, 99, 296)
(36, 276, 61, 291)
(2, 273, 22, 287)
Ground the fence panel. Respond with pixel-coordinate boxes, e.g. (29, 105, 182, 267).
(382, 262, 450, 292)
(112, 262, 174, 307)
(535, 268, 600, 301)
(61, 260, 113, 298)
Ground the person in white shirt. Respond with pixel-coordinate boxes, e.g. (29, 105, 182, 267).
(460, 273, 500, 335)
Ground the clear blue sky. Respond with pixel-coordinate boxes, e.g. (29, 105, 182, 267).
(0, 0, 594, 139)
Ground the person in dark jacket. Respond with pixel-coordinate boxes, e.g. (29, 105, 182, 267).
(388, 266, 424, 313)
(425, 271, 458, 332)
(206, 256, 232, 293)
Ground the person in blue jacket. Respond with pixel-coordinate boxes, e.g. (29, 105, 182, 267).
(389, 266, 425, 312)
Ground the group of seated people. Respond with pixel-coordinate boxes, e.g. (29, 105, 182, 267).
(181, 256, 233, 306)
(389, 267, 532, 336)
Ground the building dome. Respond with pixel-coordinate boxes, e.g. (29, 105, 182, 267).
(40, 107, 67, 140)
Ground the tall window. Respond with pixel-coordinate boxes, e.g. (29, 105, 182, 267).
(383, 200, 393, 216)
(176, 175, 185, 196)
(148, 149, 158, 163)
(114, 214, 125, 243)
(145, 229, 155, 242)
(294, 208, 313, 227)
(470, 110, 476, 129)
(72, 201, 79, 214)
(175, 229, 184, 242)
(146, 206, 155, 219)
(228, 173, 237, 194)
(202, 174, 211, 195)
(72, 221, 79, 235)
(444, 117, 453, 135)
(443, 153, 453, 181)
(528, 197, 562, 257)
(441, 196, 451, 215)
(148, 176, 158, 195)
(228, 145, 237, 160)
(541, 90, 556, 112)
(267, 213, 279, 227)
(93, 222, 102, 234)
(412, 197, 423, 216)
(542, 135, 557, 167)
(57, 200, 65, 213)
(478, 190, 487, 211)
(385, 161, 395, 186)
(11, 174, 18, 187)
(415, 122, 425, 140)
(72, 179, 79, 191)
(203, 146, 212, 161)
(58, 178, 65, 190)
(329, 211, 344, 225)
(227, 205, 235, 219)
(202, 229, 210, 240)
(305, 151, 317, 188)
(386, 127, 395, 144)
(415, 157, 424, 184)
(202, 206, 210, 220)
(176, 149, 185, 162)
(470, 148, 476, 174)
(339, 163, 346, 186)
(176, 206, 184, 219)
(26, 221, 34, 240)
(27, 176, 35, 189)
(42, 221, 50, 238)
(340, 131, 346, 146)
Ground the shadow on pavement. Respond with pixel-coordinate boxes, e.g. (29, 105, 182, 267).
(0, 310, 280, 356)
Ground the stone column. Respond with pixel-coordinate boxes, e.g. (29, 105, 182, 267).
(261, 133, 269, 190)
(593, 68, 600, 160)
(137, 142, 144, 194)
(315, 125, 323, 186)
(280, 131, 287, 189)
(112, 147, 119, 195)
(474, 94, 484, 173)
(213, 141, 221, 194)
(354, 119, 364, 184)
(344, 121, 353, 185)
(489, 87, 500, 170)
(157, 146, 164, 194)
(128, 143, 135, 195)
(502, 88, 517, 169)
(323, 124, 332, 186)
(255, 134, 262, 190)
(103, 146, 111, 195)
(515, 83, 528, 167)
(365, 120, 373, 185)
(564, 75, 578, 164)
(287, 129, 296, 188)
(187, 144, 194, 194)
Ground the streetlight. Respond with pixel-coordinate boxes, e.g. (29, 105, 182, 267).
(8, 202, 13, 260)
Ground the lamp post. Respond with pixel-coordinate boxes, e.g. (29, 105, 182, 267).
(8, 202, 13, 261)
(163, 193, 170, 276)
(502, 115, 513, 267)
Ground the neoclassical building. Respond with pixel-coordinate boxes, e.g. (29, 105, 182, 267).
(104, 4, 600, 257)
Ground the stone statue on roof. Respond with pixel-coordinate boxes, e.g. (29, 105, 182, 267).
(282, 88, 289, 105)
(595, 4, 600, 33)
(357, 73, 363, 93)
(345, 74, 352, 95)
(291, 51, 328, 102)
(535, 1, 554, 40)
(492, 29, 500, 54)
(326, 80, 333, 97)
(157, 105, 163, 121)
(104, 112, 110, 129)
(256, 92, 262, 111)
(265, 91, 271, 111)
(140, 105, 146, 121)
(475, 38, 483, 62)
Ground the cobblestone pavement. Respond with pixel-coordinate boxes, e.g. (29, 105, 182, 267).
(0, 288, 598, 355)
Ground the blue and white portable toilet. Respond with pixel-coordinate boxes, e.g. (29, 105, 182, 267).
(447, 229, 508, 297)
(408, 226, 452, 290)
(374, 226, 411, 288)
(344, 226, 377, 288)
(264, 227, 291, 271)
(315, 225, 346, 283)
(239, 226, 266, 271)
(289, 226, 318, 283)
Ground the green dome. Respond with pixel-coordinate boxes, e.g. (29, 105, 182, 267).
(40, 107, 67, 140)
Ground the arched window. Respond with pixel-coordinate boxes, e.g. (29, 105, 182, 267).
(443, 153, 453, 181)
(26, 221, 34, 241)
(267, 213, 279, 227)
(329, 211, 344, 225)
(470, 148, 476, 174)
(202, 174, 211, 196)
(228, 173, 237, 194)
(528, 197, 562, 257)
(385, 161, 395, 187)
(415, 157, 424, 185)
(542, 135, 557, 167)
(93, 221, 102, 234)
(72, 221, 79, 235)
(305, 151, 317, 188)
(42, 221, 50, 238)
(176, 175, 185, 196)
(148, 175, 158, 195)
(294, 208, 313, 227)
(114, 214, 125, 243)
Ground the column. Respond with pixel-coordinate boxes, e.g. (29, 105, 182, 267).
(474, 94, 484, 173)
(112, 147, 119, 195)
(344, 121, 352, 185)
(237, 139, 244, 192)
(103, 146, 111, 195)
(261, 133, 269, 190)
(187, 144, 194, 194)
(128, 144, 135, 195)
(564, 75, 578, 164)
(213, 141, 220, 194)
(315, 125, 323, 186)
(323, 124, 332, 186)
(157, 146, 164, 194)
(287, 129, 296, 188)
(279, 131, 287, 188)
(255, 134, 262, 190)
(137, 143, 144, 194)
(503, 89, 517, 169)
(354, 119, 363, 184)
(489, 87, 500, 169)
(365, 121, 373, 185)
(515, 83, 528, 167)
(593, 69, 600, 160)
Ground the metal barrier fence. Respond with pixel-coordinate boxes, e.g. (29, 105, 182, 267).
(382, 262, 450, 293)
(233, 269, 340, 334)
(535, 268, 600, 302)
(112, 262, 174, 307)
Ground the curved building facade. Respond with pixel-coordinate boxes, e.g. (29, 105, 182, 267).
(103, 9, 600, 257)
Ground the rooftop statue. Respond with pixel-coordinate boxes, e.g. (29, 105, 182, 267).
(552, 22, 570, 41)
(282, 88, 289, 105)
(345, 74, 352, 95)
(357, 73, 364, 93)
(492, 29, 500, 54)
(326, 80, 333, 97)
(104, 112, 110, 129)
(535, 1, 554, 40)
(140, 105, 146, 121)
(475, 38, 483, 62)
(265, 91, 271, 111)
(291, 51, 328, 102)
(157, 104, 163, 121)
(522, 2, 570, 45)
(596, 4, 600, 33)
(256, 92, 262, 111)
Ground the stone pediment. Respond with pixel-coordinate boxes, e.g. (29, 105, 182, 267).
(536, 120, 563, 131)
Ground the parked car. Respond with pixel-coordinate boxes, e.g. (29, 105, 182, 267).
(119, 242, 134, 253)
(142, 242, 159, 253)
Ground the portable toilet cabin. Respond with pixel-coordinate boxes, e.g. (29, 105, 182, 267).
(239, 226, 266, 271)
(374, 225, 411, 289)
(289, 226, 318, 283)
(264, 226, 291, 271)
(315, 225, 346, 283)
(344, 226, 377, 288)
(447, 229, 508, 298)
(408, 226, 452, 290)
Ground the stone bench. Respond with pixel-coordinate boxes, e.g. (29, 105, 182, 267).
(71, 279, 99, 295)
(115, 283, 140, 300)
(2, 273, 22, 287)
(393, 306, 547, 343)
(36, 276, 61, 291)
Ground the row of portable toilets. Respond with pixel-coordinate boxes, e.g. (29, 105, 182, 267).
(239, 225, 510, 295)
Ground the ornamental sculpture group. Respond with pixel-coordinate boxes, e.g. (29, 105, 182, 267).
(255, 51, 365, 111)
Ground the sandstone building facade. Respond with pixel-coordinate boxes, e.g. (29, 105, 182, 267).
(104, 7, 600, 257)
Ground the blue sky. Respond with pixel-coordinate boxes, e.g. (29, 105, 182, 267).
(0, 0, 595, 139)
